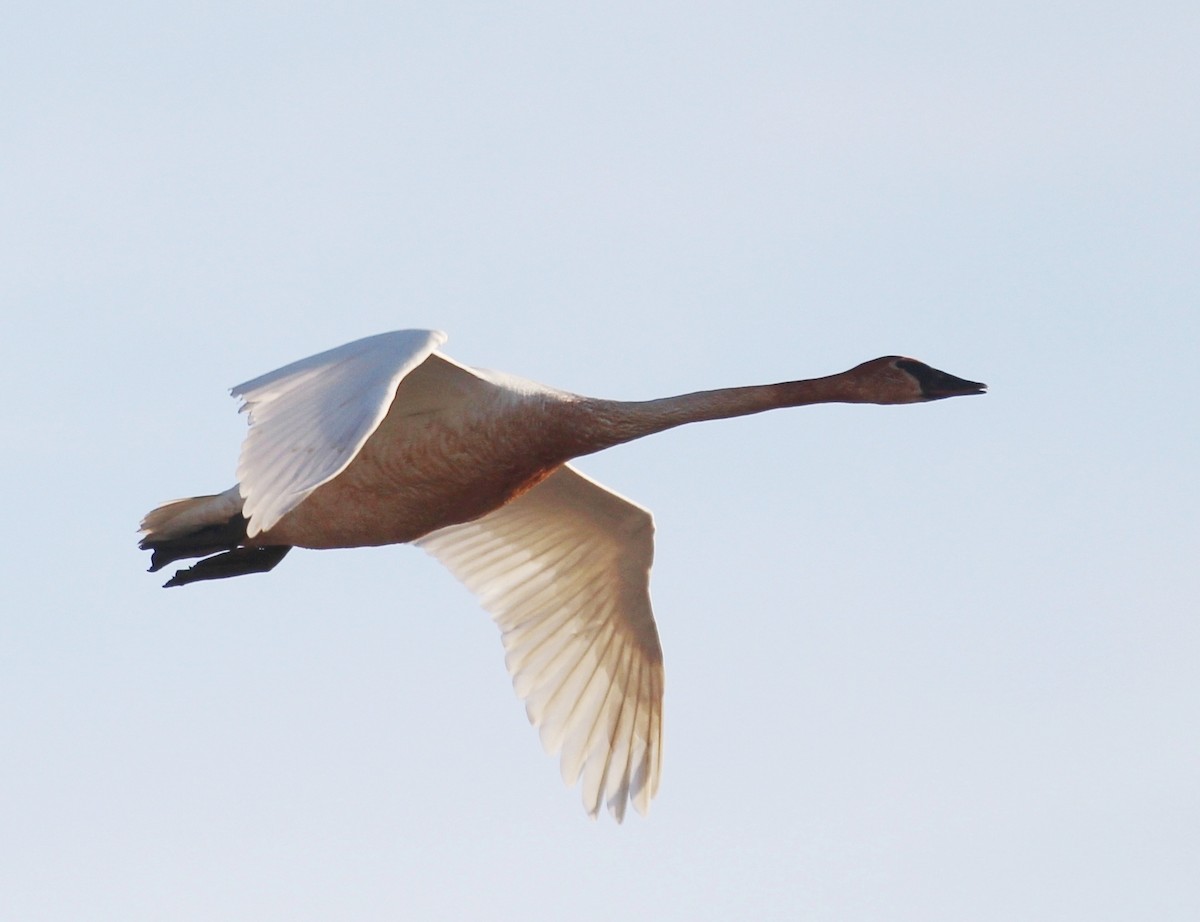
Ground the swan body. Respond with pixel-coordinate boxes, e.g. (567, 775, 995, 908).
(140, 330, 986, 820)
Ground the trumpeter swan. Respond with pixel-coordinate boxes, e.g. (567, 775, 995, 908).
(139, 330, 986, 820)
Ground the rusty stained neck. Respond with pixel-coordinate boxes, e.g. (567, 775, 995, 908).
(561, 372, 863, 458)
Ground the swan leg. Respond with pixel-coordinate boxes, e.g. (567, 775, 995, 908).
(162, 545, 292, 588)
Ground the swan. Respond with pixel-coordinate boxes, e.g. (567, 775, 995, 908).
(139, 330, 986, 820)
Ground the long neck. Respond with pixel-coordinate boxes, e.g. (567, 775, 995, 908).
(568, 372, 862, 456)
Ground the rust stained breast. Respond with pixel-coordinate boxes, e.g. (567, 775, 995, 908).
(257, 380, 577, 550)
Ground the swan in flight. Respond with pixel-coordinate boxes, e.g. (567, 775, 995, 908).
(139, 330, 986, 820)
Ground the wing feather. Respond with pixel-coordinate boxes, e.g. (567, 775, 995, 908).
(416, 465, 664, 820)
(230, 330, 446, 536)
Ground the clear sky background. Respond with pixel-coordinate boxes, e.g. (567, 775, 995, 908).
(3, 2, 1197, 919)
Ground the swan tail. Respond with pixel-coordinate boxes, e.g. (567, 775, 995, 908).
(139, 486, 293, 587)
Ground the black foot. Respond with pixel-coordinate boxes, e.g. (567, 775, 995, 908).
(163, 545, 292, 588)
(142, 514, 250, 571)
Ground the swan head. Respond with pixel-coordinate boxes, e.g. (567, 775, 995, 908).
(847, 357, 988, 404)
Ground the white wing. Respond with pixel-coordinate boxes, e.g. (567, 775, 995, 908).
(230, 330, 446, 537)
(417, 465, 665, 821)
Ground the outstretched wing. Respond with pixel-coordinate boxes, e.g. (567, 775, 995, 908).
(231, 330, 447, 537)
(417, 465, 665, 821)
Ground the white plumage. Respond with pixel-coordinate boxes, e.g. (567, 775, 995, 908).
(140, 329, 985, 820)
(232, 330, 447, 537)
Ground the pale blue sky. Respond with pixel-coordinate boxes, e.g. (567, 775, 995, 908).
(3, 2, 1197, 919)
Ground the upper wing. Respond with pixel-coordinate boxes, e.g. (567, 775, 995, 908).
(231, 330, 447, 537)
(416, 465, 665, 821)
